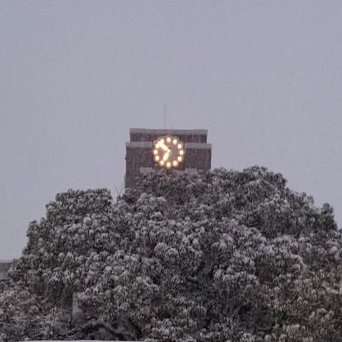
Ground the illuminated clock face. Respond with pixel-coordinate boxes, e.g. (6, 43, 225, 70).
(153, 136, 185, 168)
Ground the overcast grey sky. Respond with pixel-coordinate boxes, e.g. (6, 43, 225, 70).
(1, 1, 341, 259)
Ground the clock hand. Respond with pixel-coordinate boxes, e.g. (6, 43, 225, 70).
(160, 142, 168, 152)
(163, 150, 170, 161)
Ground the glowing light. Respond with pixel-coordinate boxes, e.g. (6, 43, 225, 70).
(153, 136, 185, 168)
(161, 143, 168, 151)
(163, 152, 169, 161)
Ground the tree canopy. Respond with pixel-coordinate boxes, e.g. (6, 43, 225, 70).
(1, 167, 341, 341)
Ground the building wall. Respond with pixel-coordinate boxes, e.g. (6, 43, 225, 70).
(0, 261, 12, 281)
(125, 142, 154, 188)
(130, 128, 208, 143)
(125, 128, 211, 188)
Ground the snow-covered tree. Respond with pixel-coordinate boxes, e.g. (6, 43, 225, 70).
(1, 167, 341, 341)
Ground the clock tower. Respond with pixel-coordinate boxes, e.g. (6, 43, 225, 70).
(125, 128, 211, 188)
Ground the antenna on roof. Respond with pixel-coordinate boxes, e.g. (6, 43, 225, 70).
(163, 104, 166, 129)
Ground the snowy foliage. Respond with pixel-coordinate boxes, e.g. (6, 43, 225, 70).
(1, 167, 341, 341)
